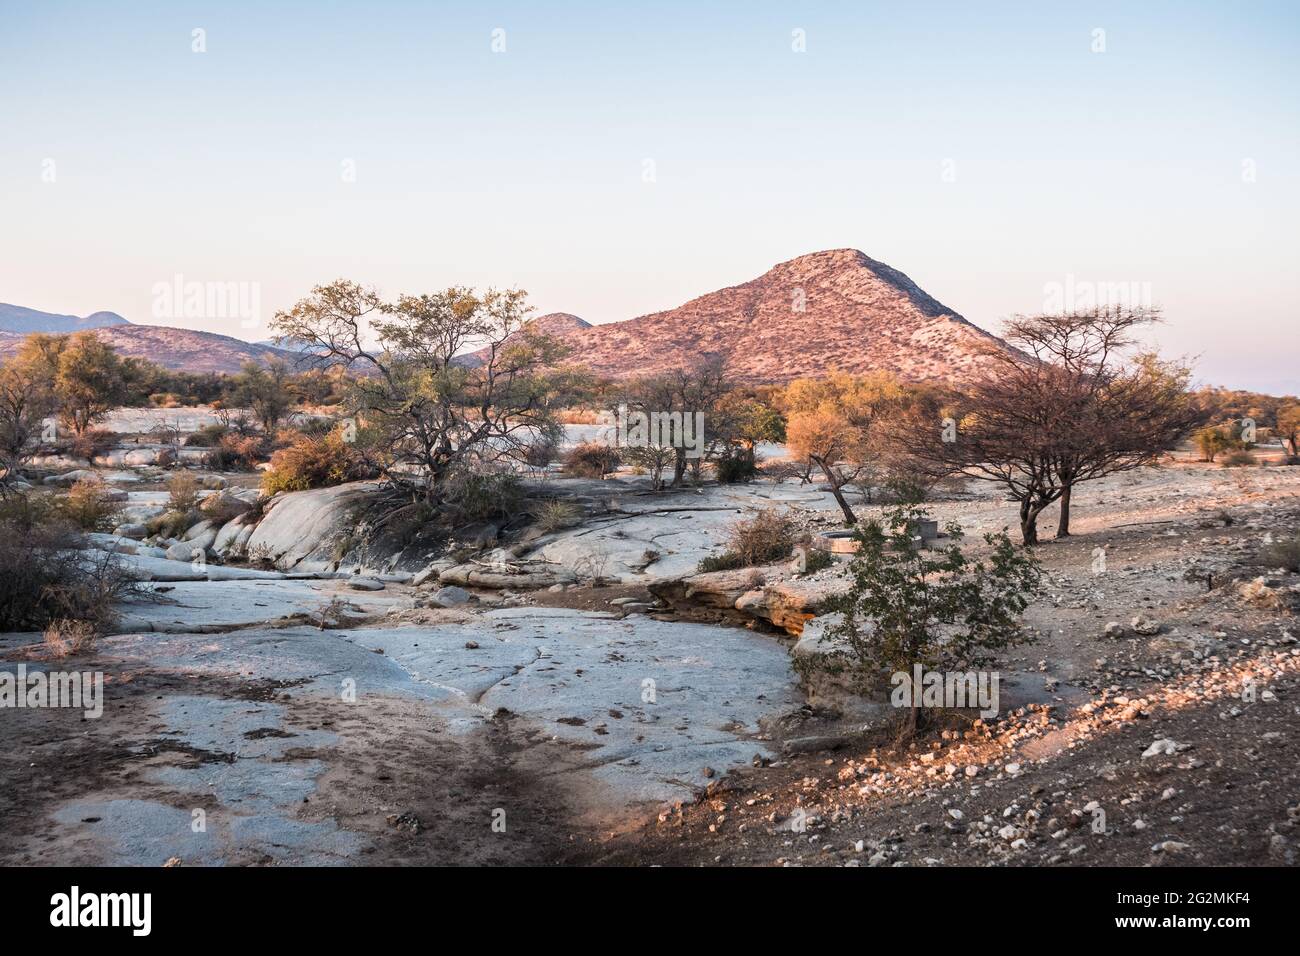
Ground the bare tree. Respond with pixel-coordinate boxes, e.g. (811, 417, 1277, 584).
(900, 307, 1196, 544)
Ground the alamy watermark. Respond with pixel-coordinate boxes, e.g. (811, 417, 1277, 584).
(1042, 274, 1152, 313)
(151, 274, 262, 329)
(891, 664, 1000, 719)
(0, 664, 103, 719)
(614, 403, 705, 459)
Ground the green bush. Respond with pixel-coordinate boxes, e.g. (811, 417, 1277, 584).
(183, 423, 229, 447)
(441, 471, 523, 523)
(799, 548, 836, 575)
(799, 505, 1042, 731)
(714, 449, 759, 484)
(1221, 449, 1257, 468)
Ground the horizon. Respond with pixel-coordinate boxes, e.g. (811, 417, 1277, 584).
(3, 1, 1298, 393)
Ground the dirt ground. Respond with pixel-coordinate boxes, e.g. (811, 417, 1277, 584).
(572, 480, 1300, 866)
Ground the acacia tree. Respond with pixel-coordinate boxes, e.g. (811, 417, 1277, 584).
(784, 372, 905, 525)
(233, 360, 295, 434)
(618, 354, 735, 489)
(0, 358, 54, 481)
(1277, 405, 1300, 458)
(18, 332, 128, 437)
(900, 307, 1197, 544)
(271, 280, 572, 499)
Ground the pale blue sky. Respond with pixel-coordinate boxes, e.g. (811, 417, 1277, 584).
(2, 1, 1297, 392)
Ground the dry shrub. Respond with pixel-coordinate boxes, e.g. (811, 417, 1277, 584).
(562, 442, 620, 478)
(43, 618, 97, 657)
(557, 408, 602, 425)
(62, 428, 116, 461)
(204, 433, 264, 471)
(0, 494, 137, 632)
(262, 432, 370, 495)
(59, 477, 122, 532)
(535, 499, 583, 533)
(757, 458, 806, 481)
(166, 472, 201, 513)
(727, 509, 796, 565)
(697, 509, 796, 573)
(1221, 449, 1257, 468)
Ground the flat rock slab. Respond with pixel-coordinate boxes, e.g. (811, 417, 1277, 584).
(116, 578, 415, 632)
(99, 606, 800, 806)
(49, 696, 359, 866)
(332, 607, 802, 802)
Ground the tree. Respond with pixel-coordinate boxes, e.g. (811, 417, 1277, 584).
(233, 360, 294, 434)
(1195, 424, 1231, 463)
(0, 358, 55, 480)
(784, 372, 905, 525)
(1275, 405, 1300, 458)
(618, 354, 736, 489)
(900, 308, 1197, 544)
(271, 280, 573, 499)
(18, 332, 128, 436)
(798, 504, 1041, 733)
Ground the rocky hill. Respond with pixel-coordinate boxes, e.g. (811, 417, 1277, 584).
(485, 250, 1010, 385)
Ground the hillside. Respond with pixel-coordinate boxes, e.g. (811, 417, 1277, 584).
(481, 250, 1010, 385)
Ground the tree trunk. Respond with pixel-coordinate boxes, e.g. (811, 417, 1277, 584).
(1056, 483, 1072, 538)
(1019, 497, 1040, 546)
(812, 455, 857, 525)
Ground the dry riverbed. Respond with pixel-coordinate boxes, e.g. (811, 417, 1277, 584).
(2, 447, 1298, 866)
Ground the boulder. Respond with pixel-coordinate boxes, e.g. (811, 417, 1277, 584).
(244, 481, 380, 572)
(437, 563, 577, 590)
(114, 523, 149, 540)
(430, 585, 472, 607)
(651, 569, 839, 635)
(347, 576, 386, 591)
(165, 541, 208, 563)
(43, 469, 98, 486)
(412, 559, 456, 587)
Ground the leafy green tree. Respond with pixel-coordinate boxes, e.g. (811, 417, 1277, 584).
(800, 504, 1042, 732)
(18, 331, 128, 436)
(0, 358, 55, 479)
(272, 281, 573, 500)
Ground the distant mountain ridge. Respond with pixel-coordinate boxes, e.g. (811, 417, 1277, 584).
(0, 323, 299, 374)
(0, 303, 131, 334)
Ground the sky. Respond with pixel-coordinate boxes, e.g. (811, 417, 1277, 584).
(1, 0, 1297, 393)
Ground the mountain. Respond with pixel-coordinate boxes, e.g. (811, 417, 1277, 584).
(524, 312, 592, 336)
(0, 303, 131, 334)
(0, 325, 300, 374)
(486, 250, 1010, 385)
